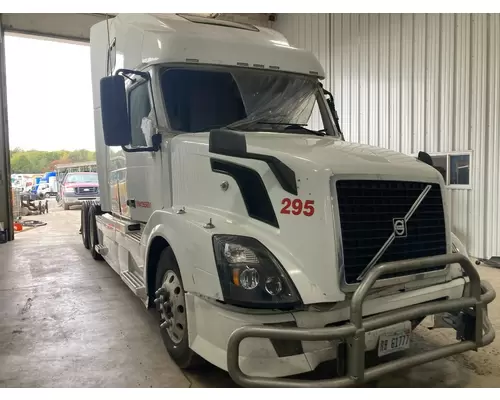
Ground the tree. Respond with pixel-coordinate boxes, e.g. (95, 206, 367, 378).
(11, 154, 32, 173)
(10, 149, 96, 174)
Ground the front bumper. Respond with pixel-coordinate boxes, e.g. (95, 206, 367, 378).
(63, 195, 100, 205)
(226, 253, 496, 387)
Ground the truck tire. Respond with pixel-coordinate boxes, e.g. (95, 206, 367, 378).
(81, 202, 90, 249)
(88, 204, 103, 261)
(154, 247, 203, 369)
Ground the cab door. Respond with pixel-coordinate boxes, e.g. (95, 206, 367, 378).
(120, 76, 163, 222)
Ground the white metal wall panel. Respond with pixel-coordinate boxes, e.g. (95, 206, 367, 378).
(413, 14, 426, 153)
(485, 14, 500, 257)
(470, 15, 488, 258)
(451, 15, 472, 249)
(275, 13, 500, 258)
(426, 14, 440, 153)
(389, 14, 402, 153)
(440, 14, 455, 153)
(400, 14, 413, 155)
(368, 15, 379, 147)
(359, 14, 370, 146)
(379, 14, 390, 150)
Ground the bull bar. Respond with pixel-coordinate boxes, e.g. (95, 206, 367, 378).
(226, 253, 496, 387)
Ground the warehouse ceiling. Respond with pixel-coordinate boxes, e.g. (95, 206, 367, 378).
(0, 13, 274, 42)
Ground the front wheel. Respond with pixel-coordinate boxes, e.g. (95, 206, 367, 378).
(44, 193, 51, 199)
(154, 247, 203, 369)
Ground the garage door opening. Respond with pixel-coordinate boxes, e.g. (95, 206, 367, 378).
(6, 33, 96, 235)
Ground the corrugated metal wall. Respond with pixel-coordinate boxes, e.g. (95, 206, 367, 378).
(275, 14, 500, 259)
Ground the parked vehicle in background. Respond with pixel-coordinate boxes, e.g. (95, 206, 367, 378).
(38, 171, 58, 198)
(55, 161, 98, 202)
(36, 183, 52, 199)
(59, 172, 100, 210)
(23, 181, 33, 193)
(30, 183, 40, 197)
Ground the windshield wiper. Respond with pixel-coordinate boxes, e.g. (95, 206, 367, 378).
(263, 122, 325, 136)
(228, 121, 325, 136)
(226, 117, 267, 131)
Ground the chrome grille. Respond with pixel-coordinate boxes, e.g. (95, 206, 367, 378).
(335, 180, 447, 285)
(75, 186, 99, 195)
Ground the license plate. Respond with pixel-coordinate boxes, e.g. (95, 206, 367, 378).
(378, 332, 411, 357)
(83, 188, 90, 191)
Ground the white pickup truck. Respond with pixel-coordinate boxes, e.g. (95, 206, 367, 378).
(81, 13, 495, 387)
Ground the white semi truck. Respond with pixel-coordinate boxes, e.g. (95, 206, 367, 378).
(83, 13, 495, 387)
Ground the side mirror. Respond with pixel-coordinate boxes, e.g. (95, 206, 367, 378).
(100, 75, 131, 147)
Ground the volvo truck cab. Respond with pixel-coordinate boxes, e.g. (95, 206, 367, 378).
(83, 13, 495, 387)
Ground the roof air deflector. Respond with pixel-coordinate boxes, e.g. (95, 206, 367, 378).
(176, 14, 260, 32)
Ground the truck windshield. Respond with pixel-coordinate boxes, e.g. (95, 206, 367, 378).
(160, 66, 335, 135)
(65, 174, 98, 184)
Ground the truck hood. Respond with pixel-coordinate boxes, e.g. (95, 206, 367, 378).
(172, 131, 447, 304)
(242, 133, 441, 182)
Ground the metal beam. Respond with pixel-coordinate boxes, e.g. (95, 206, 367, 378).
(0, 13, 109, 43)
(0, 18, 13, 240)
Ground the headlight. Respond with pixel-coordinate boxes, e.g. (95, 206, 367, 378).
(64, 188, 74, 193)
(212, 235, 302, 309)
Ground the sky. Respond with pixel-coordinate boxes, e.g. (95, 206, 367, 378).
(5, 34, 95, 151)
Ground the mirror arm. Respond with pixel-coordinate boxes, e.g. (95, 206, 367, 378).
(121, 133, 162, 153)
(319, 83, 345, 141)
(115, 68, 150, 81)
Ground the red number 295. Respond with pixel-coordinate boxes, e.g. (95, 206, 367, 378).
(280, 198, 315, 217)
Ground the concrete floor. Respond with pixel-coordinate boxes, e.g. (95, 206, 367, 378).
(1, 200, 499, 387)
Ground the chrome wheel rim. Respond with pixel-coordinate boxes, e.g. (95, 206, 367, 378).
(157, 270, 186, 344)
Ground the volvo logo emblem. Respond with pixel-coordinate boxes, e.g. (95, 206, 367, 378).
(393, 218, 407, 238)
(357, 184, 432, 281)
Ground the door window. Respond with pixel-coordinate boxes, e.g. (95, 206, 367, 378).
(128, 82, 152, 147)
